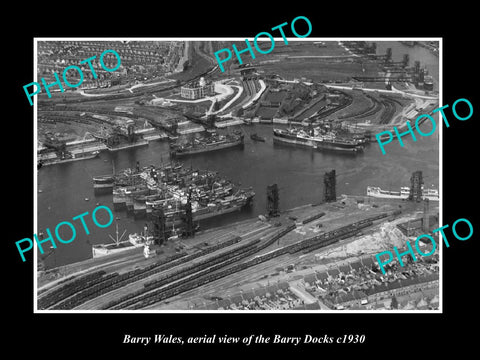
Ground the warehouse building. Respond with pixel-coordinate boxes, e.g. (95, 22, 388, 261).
(181, 77, 215, 99)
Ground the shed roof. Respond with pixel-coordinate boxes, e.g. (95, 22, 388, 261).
(328, 268, 340, 277)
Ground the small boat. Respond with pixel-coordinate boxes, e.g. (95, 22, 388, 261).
(250, 133, 266, 142)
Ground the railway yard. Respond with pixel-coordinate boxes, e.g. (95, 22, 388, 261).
(36, 40, 439, 156)
(37, 195, 439, 311)
(36, 40, 440, 311)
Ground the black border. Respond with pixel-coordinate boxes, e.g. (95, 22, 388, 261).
(7, 5, 479, 355)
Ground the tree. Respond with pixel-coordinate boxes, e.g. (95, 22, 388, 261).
(391, 296, 398, 309)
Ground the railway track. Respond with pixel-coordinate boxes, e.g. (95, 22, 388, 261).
(110, 212, 390, 309)
(40, 210, 392, 310)
(73, 222, 272, 310)
(38, 60, 219, 107)
(42, 227, 243, 310)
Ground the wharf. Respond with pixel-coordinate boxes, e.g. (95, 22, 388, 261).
(38, 129, 167, 164)
(36, 195, 436, 310)
(37, 215, 273, 291)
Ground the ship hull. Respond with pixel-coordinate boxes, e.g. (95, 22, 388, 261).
(273, 130, 362, 153)
(92, 241, 138, 258)
(113, 196, 128, 210)
(367, 186, 439, 201)
(366, 191, 409, 200)
(94, 184, 114, 190)
(40, 152, 99, 166)
(193, 202, 246, 221)
(107, 140, 149, 152)
(161, 203, 247, 225)
(170, 139, 244, 157)
(91, 233, 149, 259)
(145, 195, 254, 223)
(93, 176, 114, 183)
(94, 178, 115, 191)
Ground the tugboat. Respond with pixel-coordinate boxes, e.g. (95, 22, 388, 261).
(92, 222, 151, 258)
(250, 133, 266, 142)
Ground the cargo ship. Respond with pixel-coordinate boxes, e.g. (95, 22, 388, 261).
(105, 162, 255, 227)
(273, 127, 363, 153)
(169, 132, 244, 157)
(38, 150, 100, 166)
(367, 186, 439, 201)
(146, 189, 255, 226)
(91, 223, 153, 258)
(366, 186, 410, 199)
(136, 185, 255, 223)
(92, 239, 137, 258)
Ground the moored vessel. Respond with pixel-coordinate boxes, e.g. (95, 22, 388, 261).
(169, 131, 244, 157)
(250, 133, 266, 142)
(39, 150, 100, 166)
(273, 127, 363, 153)
(104, 162, 256, 228)
(92, 223, 153, 258)
(93, 174, 115, 190)
(366, 186, 410, 199)
(367, 185, 439, 201)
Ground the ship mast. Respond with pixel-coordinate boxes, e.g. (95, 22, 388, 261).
(167, 200, 180, 241)
(172, 200, 177, 234)
(108, 221, 127, 246)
